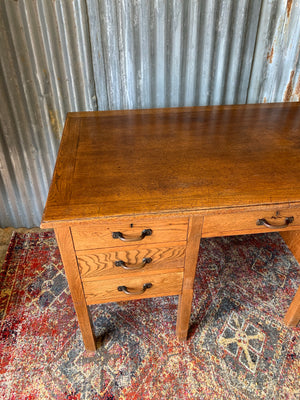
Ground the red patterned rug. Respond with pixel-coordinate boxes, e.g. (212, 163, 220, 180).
(0, 231, 299, 399)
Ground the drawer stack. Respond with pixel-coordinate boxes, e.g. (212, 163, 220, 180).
(71, 217, 189, 305)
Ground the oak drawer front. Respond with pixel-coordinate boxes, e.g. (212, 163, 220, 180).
(83, 271, 184, 305)
(202, 208, 300, 238)
(77, 243, 186, 280)
(71, 217, 188, 251)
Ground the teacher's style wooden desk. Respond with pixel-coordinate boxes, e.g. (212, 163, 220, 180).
(41, 103, 300, 351)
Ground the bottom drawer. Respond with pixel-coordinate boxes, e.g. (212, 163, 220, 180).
(83, 271, 184, 305)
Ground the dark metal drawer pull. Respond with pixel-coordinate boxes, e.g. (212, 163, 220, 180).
(256, 216, 294, 229)
(117, 283, 152, 295)
(112, 228, 152, 242)
(115, 257, 152, 270)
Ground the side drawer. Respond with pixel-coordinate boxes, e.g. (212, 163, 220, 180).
(77, 243, 186, 280)
(71, 217, 188, 250)
(202, 207, 300, 238)
(82, 271, 184, 305)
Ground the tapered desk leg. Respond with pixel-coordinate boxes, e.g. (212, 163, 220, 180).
(55, 227, 96, 351)
(176, 216, 203, 340)
(280, 230, 300, 327)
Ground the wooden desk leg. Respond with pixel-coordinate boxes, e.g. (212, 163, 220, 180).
(280, 230, 300, 327)
(176, 215, 203, 340)
(55, 227, 96, 351)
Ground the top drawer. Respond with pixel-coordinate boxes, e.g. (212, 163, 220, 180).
(71, 217, 189, 250)
(202, 207, 300, 238)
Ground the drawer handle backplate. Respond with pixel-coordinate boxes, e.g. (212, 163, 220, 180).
(112, 228, 152, 242)
(117, 283, 152, 295)
(115, 257, 152, 270)
(256, 216, 294, 229)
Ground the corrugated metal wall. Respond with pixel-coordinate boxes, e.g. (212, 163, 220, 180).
(0, 0, 299, 228)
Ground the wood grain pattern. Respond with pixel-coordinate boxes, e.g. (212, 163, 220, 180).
(176, 215, 203, 340)
(71, 217, 188, 250)
(280, 230, 300, 264)
(77, 242, 186, 280)
(42, 117, 80, 213)
(83, 271, 184, 304)
(283, 286, 300, 326)
(202, 208, 300, 238)
(281, 230, 300, 326)
(41, 103, 300, 226)
(54, 226, 96, 351)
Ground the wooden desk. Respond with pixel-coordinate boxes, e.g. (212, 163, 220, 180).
(41, 103, 300, 351)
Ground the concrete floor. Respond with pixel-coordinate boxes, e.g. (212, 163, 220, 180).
(0, 227, 42, 267)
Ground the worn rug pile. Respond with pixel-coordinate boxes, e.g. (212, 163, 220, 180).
(0, 231, 299, 399)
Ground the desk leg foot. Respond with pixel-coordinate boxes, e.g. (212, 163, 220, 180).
(281, 230, 300, 327)
(176, 289, 194, 340)
(176, 216, 203, 341)
(55, 227, 97, 351)
(284, 285, 300, 327)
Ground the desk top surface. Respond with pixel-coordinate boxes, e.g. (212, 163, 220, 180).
(41, 103, 300, 226)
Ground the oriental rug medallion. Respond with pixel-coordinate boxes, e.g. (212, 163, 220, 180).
(0, 231, 299, 399)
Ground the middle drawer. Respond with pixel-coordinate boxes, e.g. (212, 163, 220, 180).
(77, 242, 186, 281)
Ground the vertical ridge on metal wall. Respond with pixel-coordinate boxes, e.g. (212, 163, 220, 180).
(87, 0, 263, 109)
(248, 0, 300, 103)
(0, 0, 96, 227)
(1, 0, 299, 227)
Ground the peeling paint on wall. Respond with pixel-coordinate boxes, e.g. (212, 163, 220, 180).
(286, 0, 293, 18)
(295, 73, 300, 98)
(284, 70, 300, 101)
(48, 110, 62, 141)
(284, 70, 296, 101)
(267, 46, 274, 63)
